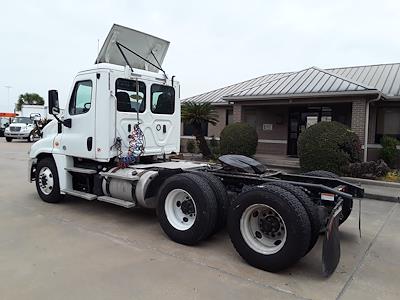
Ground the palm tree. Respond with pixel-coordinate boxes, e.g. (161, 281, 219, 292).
(16, 93, 44, 111)
(181, 101, 219, 158)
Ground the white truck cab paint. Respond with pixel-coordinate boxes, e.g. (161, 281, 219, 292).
(29, 25, 181, 189)
(29, 25, 181, 194)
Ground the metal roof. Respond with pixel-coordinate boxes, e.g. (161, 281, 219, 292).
(182, 72, 292, 104)
(225, 67, 377, 100)
(182, 63, 400, 103)
(327, 63, 400, 98)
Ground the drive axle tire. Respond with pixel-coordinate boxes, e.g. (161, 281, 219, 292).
(303, 170, 352, 224)
(190, 171, 229, 234)
(267, 182, 321, 254)
(157, 173, 218, 245)
(6, 137, 12, 142)
(228, 185, 311, 272)
(35, 157, 63, 203)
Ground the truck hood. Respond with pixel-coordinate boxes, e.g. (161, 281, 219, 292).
(9, 123, 33, 129)
(95, 24, 170, 73)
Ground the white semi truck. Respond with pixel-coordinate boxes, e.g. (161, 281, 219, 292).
(28, 24, 363, 276)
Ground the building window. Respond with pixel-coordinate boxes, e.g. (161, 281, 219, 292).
(375, 107, 400, 142)
(116, 79, 146, 113)
(226, 109, 233, 125)
(183, 122, 208, 136)
(69, 80, 93, 115)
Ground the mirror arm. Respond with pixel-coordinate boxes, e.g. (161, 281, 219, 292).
(52, 114, 72, 128)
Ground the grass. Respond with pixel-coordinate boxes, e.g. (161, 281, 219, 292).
(381, 170, 400, 182)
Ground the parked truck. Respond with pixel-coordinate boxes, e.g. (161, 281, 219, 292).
(28, 24, 363, 276)
(0, 112, 16, 137)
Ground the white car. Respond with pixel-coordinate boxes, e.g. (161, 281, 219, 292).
(4, 117, 36, 142)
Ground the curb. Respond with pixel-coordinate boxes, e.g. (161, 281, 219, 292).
(342, 176, 400, 188)
(342, 177, 399, 203)
(364, 193, 400, 203)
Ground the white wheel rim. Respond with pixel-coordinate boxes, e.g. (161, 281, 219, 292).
(240, 204, 287, 255)
(165, 189, 197, 231)
(38, 167, 54, 195)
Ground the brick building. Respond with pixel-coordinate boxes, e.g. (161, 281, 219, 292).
(181, 63, 400, 161)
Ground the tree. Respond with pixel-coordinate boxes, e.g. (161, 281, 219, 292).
(16, 93, 44, 111)
(181, 101, 219, 158)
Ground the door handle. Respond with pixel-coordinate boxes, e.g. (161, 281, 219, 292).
(163, 125, 166, 133)
(87, 137, 93, 151)
(128, 124, 131, 132)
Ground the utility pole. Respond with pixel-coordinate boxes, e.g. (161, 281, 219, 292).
(4, 85, 12, 111)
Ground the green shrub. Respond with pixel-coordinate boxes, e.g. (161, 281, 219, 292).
(208, 136, 220, 157)
(220, 123, 258, 157)
(345, 159, 389, 179)
(298, 121, 362, 175)
(380, 136, 400, 168)
(186, 140, 196, 153)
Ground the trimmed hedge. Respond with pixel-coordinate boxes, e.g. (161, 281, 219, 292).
(298, 121, 362, 175)
(186, 140, 197, 153)
(220, 123, 258, 157)
(345, 159, 389, 179)
(380, 136, 400, 168)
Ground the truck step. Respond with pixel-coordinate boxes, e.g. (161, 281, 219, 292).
(97, 196, 136, 208)
(65, 167, 97, 175)
(61, 189, 97, 200)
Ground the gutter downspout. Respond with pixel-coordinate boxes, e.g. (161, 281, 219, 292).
(363, 92, 382, 162)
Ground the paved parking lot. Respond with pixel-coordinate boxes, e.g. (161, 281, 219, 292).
(0, 139, 399, 300)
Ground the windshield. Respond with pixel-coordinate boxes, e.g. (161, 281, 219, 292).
(12, 117, 33, 124)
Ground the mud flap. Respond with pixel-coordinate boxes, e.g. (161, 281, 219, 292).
(322, 200, 343, 277)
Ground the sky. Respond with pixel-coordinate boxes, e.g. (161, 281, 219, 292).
(1, 0, 400, 111)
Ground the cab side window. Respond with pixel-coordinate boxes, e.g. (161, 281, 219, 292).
(69, 80, 93, 115)
(151, 84, 175, 115)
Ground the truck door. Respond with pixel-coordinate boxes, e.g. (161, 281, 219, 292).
(148, 83, 179, 154)
(60, 74, 96, 159)
(115, 79, 179, 156)
(115, 78, 147, 154)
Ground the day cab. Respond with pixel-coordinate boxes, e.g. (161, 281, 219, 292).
(28, 24, 181, 198)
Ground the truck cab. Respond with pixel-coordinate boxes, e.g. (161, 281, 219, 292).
(5, 116, 36, 142)
(29, 24, 182, 198)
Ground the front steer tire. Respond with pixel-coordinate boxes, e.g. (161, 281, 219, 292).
(157, 173, 218, 245)
(228, 185, 311, 272)
(35, 157, 63, 203)
(6, 137, 12, 142)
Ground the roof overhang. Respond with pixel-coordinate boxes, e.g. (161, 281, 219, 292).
(223, 90, 382, 102)
(95, 24, 170, 73)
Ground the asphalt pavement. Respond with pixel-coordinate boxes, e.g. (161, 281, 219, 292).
(0, 139, 399, 300)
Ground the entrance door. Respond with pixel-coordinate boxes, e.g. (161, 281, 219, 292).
(287, 108, 328, 156)
(287, 112, 300, 156)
